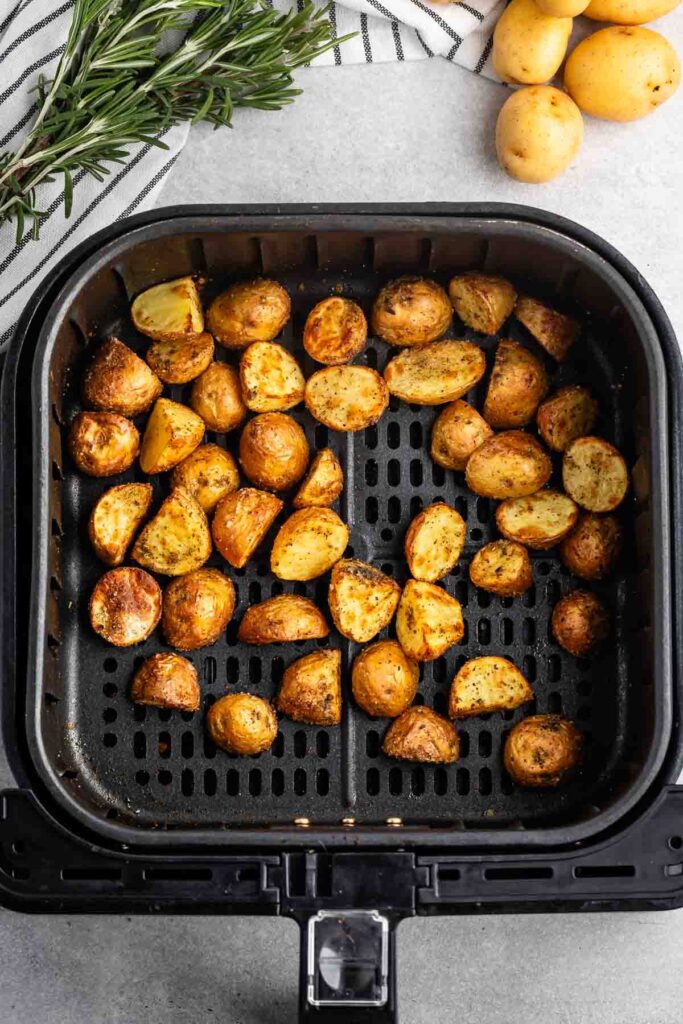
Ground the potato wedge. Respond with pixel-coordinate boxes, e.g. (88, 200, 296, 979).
(82, 338, 162, 417)
(559, 512, 622, 580)
(328, 559, 401, 643)
(562, 436, 629, 512)
(162, 568, 235, 650)
(396, 580, 464, 662)
(303, 297, 367, 364)
(145, 332, 214, 384)
(139, 398, 205, 474)
(384, 340, 486, 406)
(371, 277, 452, 346)
(515, 295, 579, 362)
(239, 412, 309, 491)
(271, 507, 349, 581)
(483, 339, 549, 428)
(465, 430, 552, 499)
(495, 489, 579, 549)
(276, 649, 342, 726)
(238, 595, 329, 644)
(430, 400, 494, 471)
(88, 482, 153, 566)
(504, 714, 582, 787)
(537, 385, 598, 452)
(304, 366, 388, 432)
(239, 341, 305, 412)
(131, 276, 204, 342)
(170, 443, 239, 513)
(212, 488, 283, 569)
(404, 503, 466, 582)
(130, 653, 200, 712)
(68, 411, 139, 477)
(293, 448, 344, 509)
(551, 589, 609, 656)
(469, 540, 533, 596)
(207, 279, 291, 349)
(131, 487, 212, 576)
(383, 706, 459, 763)
(207, 693, 277, 755)
(449, 656, 533, 718)
(190, 362, 248, 433)
(448, 273, 517, 335)
(89, 567, 161, 646)
(352, 640, 419, 718)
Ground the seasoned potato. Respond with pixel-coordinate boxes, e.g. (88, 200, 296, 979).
(404, 503, 466, 582)
(89, 567, 161, 646)
(239, 412, 309, 491)
(328, 559, 401, 643)
(495, 489, 579, 549)
(504, 714, 582, 787)
(145, 332, 214, 384)
(212, 488, 283, 569)
(271, 508, 349, 581)
(515, 296, 579, 362)
(384, 340, 486, 406)
(559, 512, 622, 580)
(276, 649, 342, 726)
(383, 706, 459, 763)
(496, 85, 584, 185)
(139, 398, 204, 474)
(88, 482, 153, 566)
(162, 568, 235, 650)
(190, 362, 248, 433)
(448, 273, 517, 335)
(584, 0, 679, 22)
(551, 589, 609, 656)
(305, 366, 389, 432)
(396, 580, 464, 662)
(562, 436, 629, 512)
(430, 400, 494, 471)
(303, 297, 367, 364)
(469, 540, 533, 596)
(207, 279, 290, 349)
(130, 653, 200, 712)
(238, 594, 329, 644)
(466, 431, 552, 499)
(484, 339, 549, 428)
(68, 412, 139, 477)
(352, 640, 419, 718)
(492, 0, 572, 84)
(371, 277, 452, 347)
(131, 276, 203, 342)
(449, 656, 533, 718)
(132, 487, 212, 576)
(207, 693, 278, 755)
(82, 338, 162, 417)
(170, 443, 239, 513)
(537, 386, 598, 452)
(293, 448, 344, 509)
(239, 341, 305, 412)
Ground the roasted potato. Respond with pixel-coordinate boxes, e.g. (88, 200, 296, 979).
(449, 656, 533, 718)
(88, 482, 153, 566)
(207, 693, 278, 755)
(238, 594, 329, 644)
(130, 653, 200, 712)
(211, 488, 283, 569)
(371, 276, 452, 347)
(162, 568, 235, 650)
(396, 580, 464, 662)
(207, 279, 290, 349)
(304, 366, 389, 432)
(465, 431, 552, 499)
(190, 362, 248, 433)
(430, 400, 494, 471)
(132, 487, 212, 576)
(562, 436, 629, 512)
(131, 276, 204, 342)
(68, 411, 140, 477)
(270, 507, 349, 581)
(239, 341, 305, 412)
(404, 503, 466, 582)
(89, 567, 161, 646)
(303, 297, 367, 364)
(551, 589, 609, 656)
(448, 273, 517, 335)
(514, 296, 579, 362)
(328, 559, 401, 643)
(496, 86, 584, 185)
(352, 640, 419, 718)
(170, 443, 239, 513)
(139, 398, 205, 474)
(495, 489, 579, 549)
(145, 332, 214, 384)
(504, 714, 582, 787)
(536, 385, 598, 452)
(492, 0, 572, 85)
(293, 448, 344, 508)
(559, 512, 622, 580)
(469, 540, 533, 596)
(384, 340, 486, 406)
(239, 412, 309, 491)
(383, 706, 459, 763)
(82, 338, 162, 417)
(483, 339, 549, 428)
(276, 649, 342, 726)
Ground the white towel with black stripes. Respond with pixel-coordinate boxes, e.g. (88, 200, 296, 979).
(0, 0, 503, 347)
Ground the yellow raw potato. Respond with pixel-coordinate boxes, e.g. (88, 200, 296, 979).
(293, 448, 344, 508)
(276, 649, 342, 726)
(88, 482, 153, 566)
(551, 589, 610, 656)
(211, 488, 283, 569)
(449, 656, 534, 718)
(484, 339, 549, 428)
(170, 443, 239, 513)
(448, 273, 517, 335)
(139, 398, 205, 474)
(190, 362, 248, 433)
(130, 653, 200, 712)
(145, 332, 214, 385)
(469, 540, 534, 597)
(496, 86, 584, 185)
(504, 714, 582, 787)
(162, 568, 235, 650)
(495, 489, 579, 549)
(207, 279, 290, 349)
(515, 295, 579, 362)
(404, 503, 466, 582)
(384, 340, 486, 406)
(271, 507, 349, 581)
(82, 338, 162, 417)
(371, 277, 452, 346)
(238, 594, 329, 644)
(305, 366, 389, 431)
(562, 436, 629, 511)
(239, 412, 309, 491)
(493, 0, 573, 84)
(351, 640, 419, 718)
(131, 276, 204, 342)
(466, 431, 552, 499)
(383, 706, 459, 764)
(328, 559, 401, 643)
(131, 487, 212, 576)
(207, 693, 277, 755)
(584, 0, 680, 22)
(396, 579, 464, 662)
(303, 297, 368, 364)
(239, 341, 305, 412)
(89, 567, 161, 647)
(559, 512, 622, 580)
(536, 0, 590, 13)
(537, 386, 598, 452)
(430, 400, 494, 471)
(68, 411, 139, 477)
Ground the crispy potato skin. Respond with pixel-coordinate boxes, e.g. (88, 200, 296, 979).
(130, 653, 200, 711)
(212, 488, 283, 569)
(293, 448, 344, 508)
(537, 386, 598, 452)
(559, 512, 622, 580)
(170, 443, 239, 513)
(469, 540, 533, 596)
(384, 340, 486, 406)
(515, 296, 579, 362)
(139, 398, 205, 474)
(145, 332, 214, 384)
(448, 273, 517, 335)
(371, 277, 452, 346)
(131, 487, 212, 576)
(271, 507, 349, 581)
(504, 714, 581, 787)
(484, 339, 549, 428)
(304, 366, 389, 432)
(396, 579, 464, 662)
(495, 489, 579, 549)
(68, 411, 140, 477)
(430, 400, 494, 471)
(89, 567, 161, 646)
(551, 589, 609, 656)
(383, 706, 459, 763)
(303, 297, 368, 364)
(131, 276, 204, 342)
(207, 279, 290, 349)
(352, 640, 419, 718)
(190, 362, 248, 433)
(88, 482, 153, 566)
(449, 655, 534, 718)
(239, 341, 305, 412)
(562, 436, 629, 512)
(239, 412, 309, 491)
(404, 503, 466, 582)
(466, 430, 552, 499)
(162, 568, 235, 650)
(82, 338, 162, 417)
(238, 595, 329, 644)
(328, 559, 401, 643)
(207, 693, 278, 755)
(276, 649, 342, 726)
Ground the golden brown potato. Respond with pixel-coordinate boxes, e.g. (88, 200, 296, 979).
(239, 341, 305, 412)
(207, 693, 278, 755)
(514, 296, 579, 362)
(328, 559, 401, 643)
(271, 508, 349, 581)
(190, 362, 248, 433)
(211, 488, 283, 569)
(404, 503, 466, 582)
(449, 656, 533, 718)
(238, 594, 329, 644)
(465, 431, 552, 499)
(68, 411, 140, 477)
(371, 277, 452, 346)
(130, 653, 200, 712)
(145, 332, 214, 384)
(469, 540, 533, 596)
(448, 273, 517, 335)
(170, 443, 239, 513)
(563, 436, 629, 512)
(352, 640, 419, 718)
(304, 366, 389, 432)
(162, 568, 235, 650)
(89, 567, 161, 646)
(383, 706, 459, 763)
(504, 714, 582, 787)
(88, 482, 153, 566)
(207, 279, 290, 349)
(239, 412, 309, 491)
(132, 487, 212, 576)
(396, 580, 464, 662)
(551, 589, 609, 656)
(430, 400, 493, 472)
(292, 448, 344, 508)
(139, 398, 205, 474)
(131, 276, 204, 342)
(536, 386, 598, 453)
(484, 339, 549, 428)
(559, 512, 622, 581)
(276, 649, 342, 726)
(495, 489, 579, 549)
(82, 338, 162, 417)
(303, 297, 368, 365)
(384, 340, 486, 406)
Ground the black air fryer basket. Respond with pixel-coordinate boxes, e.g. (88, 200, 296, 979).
(2, 205, 683, 1023)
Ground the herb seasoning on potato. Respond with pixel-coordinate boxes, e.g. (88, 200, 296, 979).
(82, 338, 162, 417)
(484, 339, 549, 429)
(89, 567, 161, 647)
(383, 706, 459, 764)
(371, 276, 452, 346)
(396, 579, 464, 662)
(504, 714, 582, 787)
(130, 653, 200, 712)
(304, 296, 367, 364)
(207, 279, 291, 349)
(212, 487, 283, 569)
(238, 594, 329, 644)
(448, 273, 517, 335)
(404, 503, 466, 583)
(271, 507, 349, 581)
(352, 640, 419, 718)
(68, 411, 140, 477)
(551, 589, 610, 657)
(276, 649, 342, 726)
(131, 276, 204, 342)
(239, 412, 309, 491)
(190, 362, 248, 433)
(559, 512, 622, 580)
(469, 539, 534, 596)
(162, 568, 235, 651)
(328, 559, 401, 643)
(466, 430, 552, 499)
(449, 656, 534, 718)
(430, 400, 494, 471)
(207, 693, 278, 755)
(132, 487, 212, 576)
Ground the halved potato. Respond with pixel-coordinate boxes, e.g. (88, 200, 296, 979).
(88, 482, 153, 566)
(130, 653, 200, 712)
(384, 340, 486, 405)
(562, 437, 629, 512)
(145, 332, 214, 384)
(404, 503, 466, 582)
(190, 362, 248, 433)
(483, 339, 549, 428)
(504, 714, 582, 787)
(371, 277, 452, 346)
(170, 443, 239, 513)
(211, 488, 283, 569)
(207, 279, 291, 349)
(303, 297, 367, 364)
(304, 366, 388, 432)
(271, 508, 349, 581)
(328, 559, 401, 643)
(448, 273, 517, 335)
(162, 568, 235, 650)
(68, 411, 139, 477)
(276, 649, 342, 726)
(514, 296, 579, 362)
(239, 341, 305, 412)
(207, 693, 278, 755)
(495, 489, 579, 549)
(352, 640, 419, 718)
(89, 567, 161, 646)
(131, 276, 204, 342)
(82, 338, 162, 417)
(293, 448, 344, 509)
(449, 656, 533, 718)
(551, 589, 609, 656)
(131, 487, 212, 576)
(396, 580, 464, 662)
(537, 385, 598, 452)
(559, 512, 622, 580)
(239, 412, 309, 491)
(238, 594, 329, 644)
(139, 398, 205, 474)
(469, 540, 533, 596)
(383, 706, 459, 763)
(430, 400, 494, 471)
(465, 431, 552, 499)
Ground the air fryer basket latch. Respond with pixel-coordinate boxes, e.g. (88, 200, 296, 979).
(306, 910, 390, 1008)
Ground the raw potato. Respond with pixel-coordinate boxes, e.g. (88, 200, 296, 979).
(383, 706, 459, 764)
(536, 0, 589, 13)
(448, 273, 517, 335)
(449, 656, 534, 718)
(68, 411, 139, 477)
(396, 579, 464, 662)
(465, 431, 552, 499)
(404, 503, 466, 582)
(238, 594, 329, 644)
(304, 366, 389, 431)
(271, 507, 349, 581)
(130, 653, 200, 712)
(139, 398, 205, 474)
(89, 567, 161, 646)
(303, 297, 367, 364)
(537, 386, 598, 452)
(162, 568, 235, 650)
(584, 0, 680, 22)
(145, 332, 214, 384)
(384, 340, 486, 406)
(131, 487, 212, 576)
(351, 640, 419, 718)
(496, 85, 584, 185)
(190, 362, 248, 433)
(82, 338, 161, 417)
(565, 27, 681, 122)
(495, 489, 579, 549)
(559, 512, 622, 580)
(371, 277, 452, 346)
(430, 400, 494, 471)
(469, 540, 534, 597)
(239, 412, 309, 490)
(276, 649, 342, 726)
(504, 714, 582, 787)
(484, 339, 549, 428)
(88, 482, 153, 566)
(207, 279, 290, 349)
(293, 448, 344, 508)
(514, 295, 579, 361)
(239, 341, 305, 412)
(328, 559, 401, 643)
(492, 0, 573, 84)
(211, 488, 283, 568)
(207, 693, 278, 755)
(170, 443, 239, 513)
(131, 276, 204, 342)
(551, 589, 610, 656)
(562, 436, 629, 512)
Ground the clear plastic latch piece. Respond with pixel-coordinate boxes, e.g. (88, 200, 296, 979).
(306, 909, 390, 1007)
